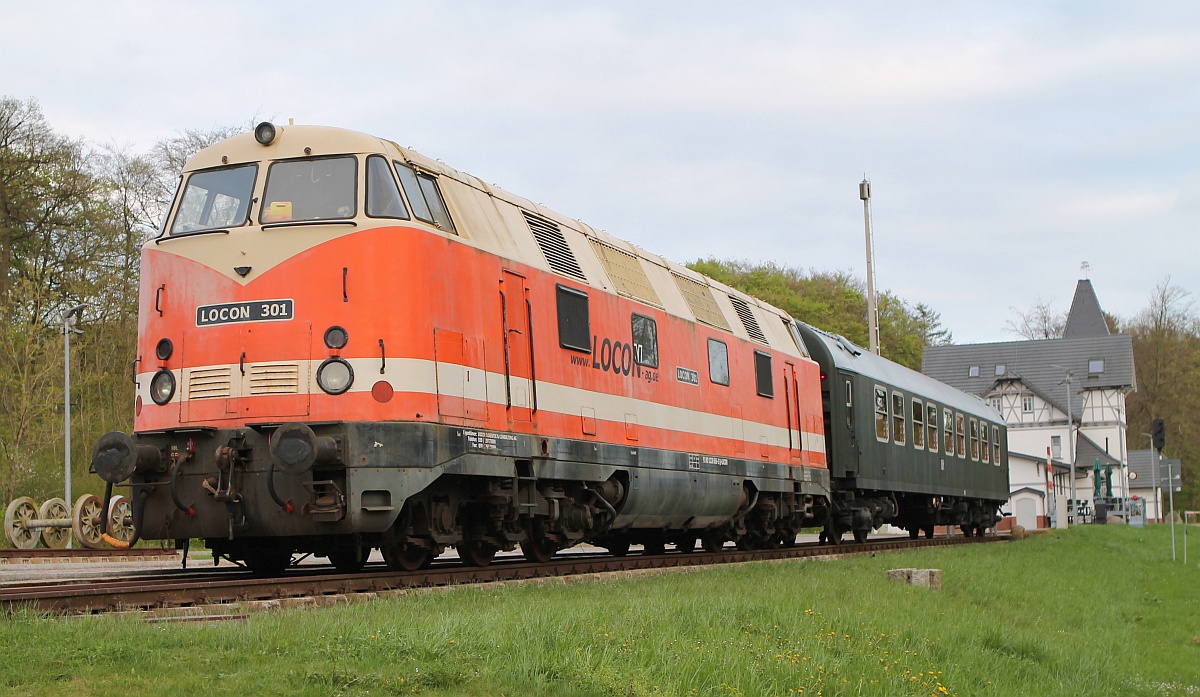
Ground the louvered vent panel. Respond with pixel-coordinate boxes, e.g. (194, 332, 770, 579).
(249, 364, 300, 395)
(188, 367, 232, 400)
(729, 296, 769, 345)
(588, 239, 662, 307)
(523, 211, 587, 281)
(671, 273, 731, 331)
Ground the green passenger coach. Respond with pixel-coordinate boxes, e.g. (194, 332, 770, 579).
(795, 323, 1009, 541)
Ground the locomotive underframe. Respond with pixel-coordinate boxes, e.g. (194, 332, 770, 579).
(103, 420, 831, 572)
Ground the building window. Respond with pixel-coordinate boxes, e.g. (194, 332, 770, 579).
(556, 285, 591, 352)
(995, 364, 1006, 376)
(955, 413, 966, 458)
(927, 404, 939, 453)
(1089, 359, 1104, 374)
(1022, 396, 1034, 414)
(989, 396, 1002, 411)
(912, 399, 925, 449)
(754, 351, 774, 398)
(1051, 435, 1062, 459)
(943, 408, 954, 456)
(968, 366, 980, 378)
(708, 339, 729, 386)
(892, 392, 905, 445)
(631, 314, 658, 368)
(875, 386, 889, 442)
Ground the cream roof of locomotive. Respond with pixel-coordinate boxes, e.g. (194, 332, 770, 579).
(169, 124, 805, 359)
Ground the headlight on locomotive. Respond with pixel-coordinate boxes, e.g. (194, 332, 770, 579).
(150, 369, 176, 405)
(317, 358, 354, 395)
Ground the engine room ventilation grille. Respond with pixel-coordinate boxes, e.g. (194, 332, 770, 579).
(249, 364, 301, 395)
(729, 295, 768, 345)
(188, 367, 232, 400)
(588, 239, 662, 307)
(523, 211, 587, 282)
(671, 273, 731, 331)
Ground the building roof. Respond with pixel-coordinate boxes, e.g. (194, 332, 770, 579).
(1128, 449, 1183, 489)
(1063, 279, 1111, 339)
(1075, 431, 1120, 468)
(1010, 450, 1072, 473)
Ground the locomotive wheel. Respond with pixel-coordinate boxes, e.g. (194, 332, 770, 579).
(4, 497, 40, 549)
(700, 532, 724, 553)
(604, 539, 631, 557)
(328, 548, 367, 573)
(107, 495, 135, 545)
(381, 541, 432, 572)
(72, 494, 105, 549)
(853, 529, 868, 544)
(521, 523, 557, 564)
(458, 539, 498, 567)
(675, 535, 697, 554)
(245, 550, 292, 577)
(39, 498, 71, 549)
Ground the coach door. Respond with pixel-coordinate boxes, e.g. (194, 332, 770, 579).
(500, 270, 535, 423)
(783, 362, 803, 459)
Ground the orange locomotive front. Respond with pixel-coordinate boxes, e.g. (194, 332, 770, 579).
(92, 123, 830, 574)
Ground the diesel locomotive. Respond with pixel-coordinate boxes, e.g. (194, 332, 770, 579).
(90, 123, 1007, 574)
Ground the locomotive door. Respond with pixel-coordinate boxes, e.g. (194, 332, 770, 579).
(500, 270, 534, 423)
(784, 362, 803, 457)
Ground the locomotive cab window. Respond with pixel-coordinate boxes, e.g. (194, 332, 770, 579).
(708, 339, 729, 386)
(261, 155, 356, 223)
(631, 314, 658, 368)
(874, 386, 889, 442)
(365, 155, 409, 220)
(926, 403, 939, 453)
(394, 162, 456, 233)
(912, 398, 925, 449)
(556, 285, 591, 352)
(891, 392, 905, 445)
(170, 163, 257, 234)
(754, 351, 773, 397)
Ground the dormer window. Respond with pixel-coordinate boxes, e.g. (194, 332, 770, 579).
(995, 364, 1006, 376)
(968, 366, 980, 378)
(1088, 359, 1104, 374)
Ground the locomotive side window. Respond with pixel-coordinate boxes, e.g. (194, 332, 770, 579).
(754, 351, 773, 397)
(171, 164, 257, 234)
(556, 285, 591, 352)
(992, 425, 1001, 465)
(891, 392, 905, 445)
(708, 339, 729, 386)
(981, 423, 990, 464)
(969, 418, 980, 461)
(365, 155, 409, 219)
(261, 156, 356, 223)
(874, 387, 889, 442)
(955, 413, 966, 459)
(631, 314, 659, 368)
(943, 409, 954, 456)
(393, 162, 457, 233)
(912, 398, 925, 449)
(926, 403, 938, 453)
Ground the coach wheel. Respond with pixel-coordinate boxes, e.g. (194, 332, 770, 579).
(604, 539, 630, 557)
(520, 521, 557, 564)
(853, 529, 868, 544)
(958, 524, 972, 538)
(245, 549, 292, 577)
(642, 538, 666, 555)
(72, 494, 105, 549)
(39, 498, 71, 549)
(701, 532, 725, 553)
(908, 527, 920, 540)
(458, 539, 498, 567)
(381, 540, 432, 572)
(675, 535, 697, 554)
(107, 495, 134, 546)
(923, 525, 935, 539)
(778, 530, 797, 548)
(328, 548, 367, 573)
(4, 496, 40, 549)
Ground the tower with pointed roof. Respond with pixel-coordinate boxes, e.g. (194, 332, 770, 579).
(923, 279, 1136, 528)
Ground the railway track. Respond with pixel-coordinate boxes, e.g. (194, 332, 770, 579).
(0, 547, 179, 564)
(1, 535, 1004, 616)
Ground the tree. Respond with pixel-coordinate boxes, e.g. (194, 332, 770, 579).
(1005, 297, 1066, 340)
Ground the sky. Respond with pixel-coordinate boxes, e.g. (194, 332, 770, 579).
(3, 1, 1197, 344)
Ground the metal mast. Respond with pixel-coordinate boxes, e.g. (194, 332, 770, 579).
(859, 179, 880, 355)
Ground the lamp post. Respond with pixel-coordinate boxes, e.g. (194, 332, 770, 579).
(1052, 366, 1076, 523)
(62, 304, 85, 548)
(859, 179, 880, 355)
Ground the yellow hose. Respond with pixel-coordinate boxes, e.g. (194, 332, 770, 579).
(102, 532, 131, 549)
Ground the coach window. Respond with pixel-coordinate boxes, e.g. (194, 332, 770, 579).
(992, 425, 1001, 465)
(912, 399, 925, 449)
(891, 392, 905, 445)
(981, 423, 991, 464)
(943, 409, 954, 456)
(708, 339, 729, 386)
(171, 163, 257, 234)
(631, 314, 658, 368)
(874, 387, 889, 442)
(366, 156, 410, 219)
(926, 403, 939, 453)
(845, 380, 853, 428)
(955, 413, 966, 459)
(754, 351, 774, 398)
(969, 419, 980, 461)
(556, 285, 591, 352)
(394, 162, 457, 233)
(261, 156, 356, 223)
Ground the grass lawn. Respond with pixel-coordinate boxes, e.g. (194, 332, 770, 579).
(2, 525, 1197, 696)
